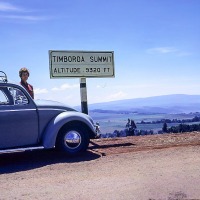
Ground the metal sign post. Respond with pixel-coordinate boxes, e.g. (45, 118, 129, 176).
(80, 78, 88, 114)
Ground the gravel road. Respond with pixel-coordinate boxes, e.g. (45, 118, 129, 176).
(1, 133, 200, 200)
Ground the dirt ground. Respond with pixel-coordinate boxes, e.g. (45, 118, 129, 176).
(1, 132, 200, 200)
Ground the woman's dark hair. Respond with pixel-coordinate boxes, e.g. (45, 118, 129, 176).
(19, 67, 30, 77)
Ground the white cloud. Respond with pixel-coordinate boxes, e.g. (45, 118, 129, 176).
(0, 15, 48, 21)
(33, 84, 81, 106)
(35, 91, 81, 106)
(0, 2, 21, 12)
(0, 2, 51, 21)
(34, 88, 48, 94)
(147, 47, 178, 54)
(146, 47, 192, 57)
(52, 83, 79, 91)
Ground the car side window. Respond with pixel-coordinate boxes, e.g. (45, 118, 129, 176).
(8, 87, 29, 105)
(0, 89, 9, 105)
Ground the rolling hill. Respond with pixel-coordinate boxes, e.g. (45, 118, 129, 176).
(79, 94, 200, 114)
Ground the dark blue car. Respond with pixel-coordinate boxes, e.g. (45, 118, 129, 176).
(0, 71, 97, 155)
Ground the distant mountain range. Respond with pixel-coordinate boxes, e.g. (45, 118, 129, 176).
(76, 94, 200, 114)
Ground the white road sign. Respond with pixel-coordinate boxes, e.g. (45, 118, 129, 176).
(49, 50, 115, 78)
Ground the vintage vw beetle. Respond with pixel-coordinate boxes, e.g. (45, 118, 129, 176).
(0, 71, 97, 155)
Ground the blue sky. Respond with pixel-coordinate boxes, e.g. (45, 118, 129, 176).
(0, 0, 200, 106)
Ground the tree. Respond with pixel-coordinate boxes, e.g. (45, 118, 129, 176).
(162, 122, 168, 133)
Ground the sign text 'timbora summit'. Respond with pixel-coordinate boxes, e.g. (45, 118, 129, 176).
(49, 50, 115, 78)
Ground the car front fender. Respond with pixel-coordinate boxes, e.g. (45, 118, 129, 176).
(42, 111, 96, 148)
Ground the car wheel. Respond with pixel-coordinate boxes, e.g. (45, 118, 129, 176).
(56, 125, 89, 155)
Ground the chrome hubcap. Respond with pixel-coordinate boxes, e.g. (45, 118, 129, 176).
(64, 130, 81, 149)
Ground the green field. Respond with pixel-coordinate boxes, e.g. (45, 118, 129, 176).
(89, 111, 199, 134)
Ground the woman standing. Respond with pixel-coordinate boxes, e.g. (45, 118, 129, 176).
(19, 67, 34, 99)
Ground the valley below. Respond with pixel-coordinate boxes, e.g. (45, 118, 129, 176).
(90, 111, 200, 134)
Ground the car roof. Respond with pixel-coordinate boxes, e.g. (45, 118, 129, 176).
(0, 71, 21, 87)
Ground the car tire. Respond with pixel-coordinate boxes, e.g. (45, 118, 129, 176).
(56, 125, 90, 155)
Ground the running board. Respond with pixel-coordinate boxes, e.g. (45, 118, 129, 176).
(0, 146, 44, 154)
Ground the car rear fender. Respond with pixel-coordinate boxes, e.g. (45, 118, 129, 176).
(42, 111, 96, 148)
